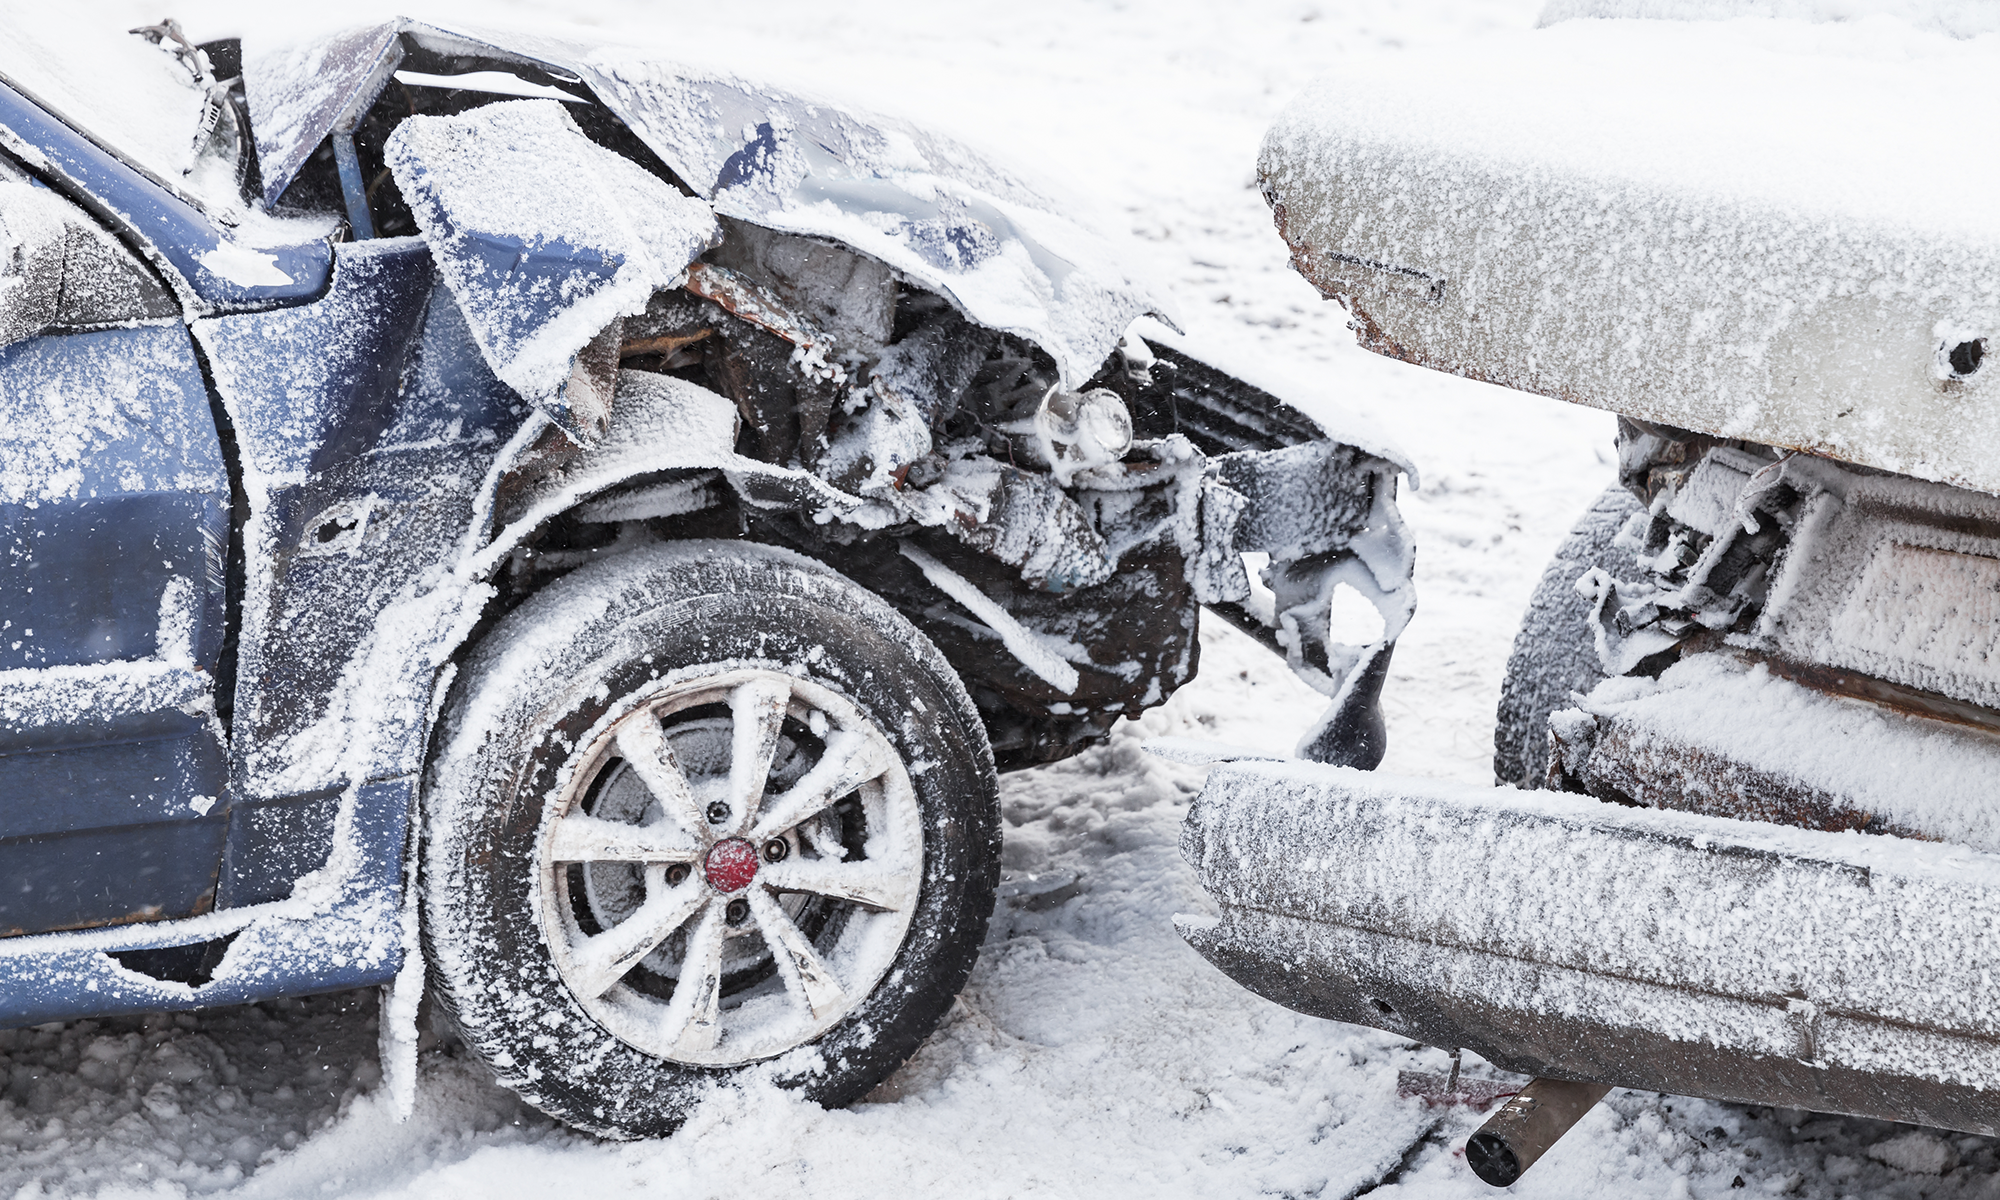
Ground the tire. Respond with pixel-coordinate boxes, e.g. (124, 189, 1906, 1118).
(1493, 485, 1644, 789)
(422, 539, 1001, 1138)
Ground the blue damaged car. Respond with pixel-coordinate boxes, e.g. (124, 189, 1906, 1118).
(0, 15, 1412, 1135)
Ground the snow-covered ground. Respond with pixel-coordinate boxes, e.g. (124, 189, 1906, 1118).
(6, 0, 1995, 1196)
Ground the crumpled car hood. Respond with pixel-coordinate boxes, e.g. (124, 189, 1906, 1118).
(242, 19, 1171, 390)
(383, 99, 719, 438)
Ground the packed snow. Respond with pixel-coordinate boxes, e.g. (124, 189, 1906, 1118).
(9, 0, 2000, 1197)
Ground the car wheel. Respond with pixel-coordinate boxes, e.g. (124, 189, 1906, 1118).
(422, 539, 1000, 1138)
(1492, 484, 1644, 789)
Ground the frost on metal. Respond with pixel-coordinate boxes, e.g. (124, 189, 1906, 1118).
(242, 18, 1171, 391)
(1224, 4, 2000, 1147)
(1258, 15, 2000, 496)
(1540, 437, 2000, 851)
(0, 9, 1416, 1081)
(1574, 434, 2000, 713)
(0, 321, 221, 507)
(1180, 760, 2000, 1133)
(384, 99, 719, 434)
(1551, 654, 2000, 852)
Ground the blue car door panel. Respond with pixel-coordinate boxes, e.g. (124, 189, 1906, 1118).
(195, 239, 528, 907)
(0, 203, 231, 933)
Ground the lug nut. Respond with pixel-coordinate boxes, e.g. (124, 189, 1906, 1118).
(705, 801, 730, 825)
(665, 863, 691, 887)
(763, 838, 790, 863)
(725, 898, 750, 925)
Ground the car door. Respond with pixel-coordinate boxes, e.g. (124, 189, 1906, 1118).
(0, 160, 231, 935)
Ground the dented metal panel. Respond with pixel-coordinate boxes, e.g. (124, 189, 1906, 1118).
(242, 20, 1168, 388)
(383, 98, 720, 437)
(1180, 761, 2000, 1135)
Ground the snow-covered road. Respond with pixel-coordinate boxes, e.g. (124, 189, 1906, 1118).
(6, 1, 1994, 1196)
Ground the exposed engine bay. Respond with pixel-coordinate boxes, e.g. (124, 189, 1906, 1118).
(499, 230, 1405, 767)
(224, 21, 1414, 771)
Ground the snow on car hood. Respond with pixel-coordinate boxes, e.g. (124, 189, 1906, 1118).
(384, 99, 719, 427)
(243, 19, 1172, 390)
(1260, 14, 2000, 495)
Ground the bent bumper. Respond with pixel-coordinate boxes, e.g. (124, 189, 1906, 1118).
(1179, 760, 2000, 1133)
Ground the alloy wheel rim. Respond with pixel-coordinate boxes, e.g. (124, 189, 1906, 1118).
(538, 668, 922, 1066)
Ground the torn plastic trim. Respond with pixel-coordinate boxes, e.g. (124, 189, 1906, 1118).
(1131, 319, 1417, 488)
(247, 22, 404, 212)
(1190, 440, 1414, 765)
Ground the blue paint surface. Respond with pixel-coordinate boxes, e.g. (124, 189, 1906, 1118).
(0, 324, 232, 934)
(0, 81, 330, 309)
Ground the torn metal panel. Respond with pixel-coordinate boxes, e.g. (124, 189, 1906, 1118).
(242, 19, 1170, 389)
(244, 23, 405, 211)
(1179, 760, 2000, 1135)
(684, 260, 835, 357)
(383, 98, 719, 439)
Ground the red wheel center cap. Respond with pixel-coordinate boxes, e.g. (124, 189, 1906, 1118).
(703, 838, 759, 893)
